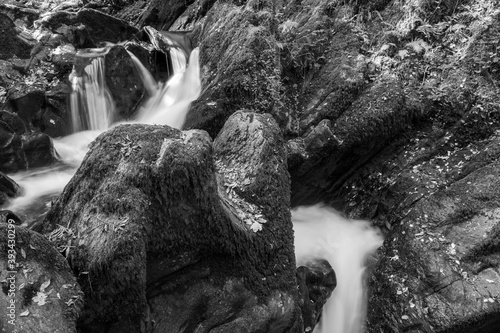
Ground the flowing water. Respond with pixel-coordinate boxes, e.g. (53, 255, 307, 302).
(293, 205, 383, 333)
(3, 45, 200, 218)
(2, 39, 383, 333)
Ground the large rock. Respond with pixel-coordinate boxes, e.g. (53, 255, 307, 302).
(0, 12, 33, 60)
(0, 118, 26, 173)
(0, 171, 19, 206)
(41, 111, 310, 332)
(5, 85, 46, 127)
(289, 75, 422, 205)
(0, 224, 83, 333)
(184, 1, 284, 138)
(37, 8, 138, 47)
(104, 45, 146, 121)
(22, 132, 58, 169)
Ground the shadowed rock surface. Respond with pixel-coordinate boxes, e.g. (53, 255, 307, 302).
(41, 111, 331, 332)
(0, 224, 83, 333)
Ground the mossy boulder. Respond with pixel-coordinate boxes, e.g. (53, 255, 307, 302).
(0, 224, 83, 333)
(42, 111, 312, 332)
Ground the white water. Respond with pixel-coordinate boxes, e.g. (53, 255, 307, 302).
(70, 56, 114, 132)
(293, 204, 383, 333)
(3, 46, 200, 218)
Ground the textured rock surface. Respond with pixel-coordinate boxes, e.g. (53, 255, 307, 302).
(0, 171, 19, 206)
(104, 45, 146, 121)
(0, 12, 33, 60)
(42, 112, 310, 332)
(0, 224, 83, 333)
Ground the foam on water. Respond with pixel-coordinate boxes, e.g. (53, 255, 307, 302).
(3, 45, 201, 215)
(293, 204, 383, 333)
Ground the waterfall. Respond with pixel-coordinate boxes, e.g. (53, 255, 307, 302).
(3, 46, 201, 219)
(133, 48, 201, 129)
(293, 204, 383, 333)
(69, 56, 114, 132)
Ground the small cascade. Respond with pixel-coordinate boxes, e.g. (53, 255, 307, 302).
(126, 51, 158, 95)
(69, 56, 114, 132)
(134, 48, 201, 129)
(170, 47, 187, 73)
(293, 205, 383, 333)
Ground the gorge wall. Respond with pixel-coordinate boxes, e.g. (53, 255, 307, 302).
(1, 0, 500, 332)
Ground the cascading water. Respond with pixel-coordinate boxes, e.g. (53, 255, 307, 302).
(293, 204, 383, 333)
(70, 56, 114, 132)
(3, 36, 382, 333)
(3, 44, 201, 218)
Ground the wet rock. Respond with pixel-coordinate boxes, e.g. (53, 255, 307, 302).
(297, 259, 336, 331)
(22, 132, 57, 169)
(38, 8, 138, 47)
(0, 3, 39, 28)
(0, 119, 26, 173)
(0, 171, 19, 206)
(0, 209, 22, 225)
(368, 162, 500, 333)
(0, 60, 22, 86)
(0, 110, 28, 135)
(42, 111, 305, 332)
(33, 108, 68, 138)
(5, 85, 46, 127)
(289, 75, 419, 206)
(137, 0, 196, 30)
(0, 12, 33, 60)
(104, 45, 146, 121)
(50, 44, 76, 68)
(184, 2, 282, 138)
(0, 224, 83, 333)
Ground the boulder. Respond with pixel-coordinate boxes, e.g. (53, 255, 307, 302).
(0, 110, 27, 135)
(297, 259, 336, 331)
(42, 111, 308, 332)
(5, 85, 46, 127)
(0, 3, 40, 28)
(37, 8, 138, 47)
(0, 12, 32, 60)
(137, 0, 196, 30)
(22, 132, 58, 169)
(184, 2, 284, 138)
(0, 209, 22, 224)
(0, 171, 19, 206)
(104, 45, 146, 121)
(0, 224, 83, 333)
(0, 119, 26, 173)
(289, 75, 421, 205)
(368, 161, 500, 333)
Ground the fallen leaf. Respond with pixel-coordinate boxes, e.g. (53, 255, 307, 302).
(40, 279, 51, 292)
(19, 310, 29, 317)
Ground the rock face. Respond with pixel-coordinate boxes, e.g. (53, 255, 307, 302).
(37, 8, 138, 47)
(104, 45, 146, 121)
(0, 223, 83, 333)
(0, 12, 33, 60)
(41, 112, 323, 332)
(0, 171, 19, 206)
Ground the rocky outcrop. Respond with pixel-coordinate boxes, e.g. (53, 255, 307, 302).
(104, 45, 146, 121)
(0, 223, 83, 333)
(37, 8, 138, 47)
(297, 259, 336, 331)
(0, 12, 33, 60)
(0, 171, 19, 206)
(41, 112, 323, 332)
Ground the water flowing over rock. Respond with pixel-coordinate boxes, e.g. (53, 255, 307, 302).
(0, 224, 83, 333)
(40, 111, 317, 332)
